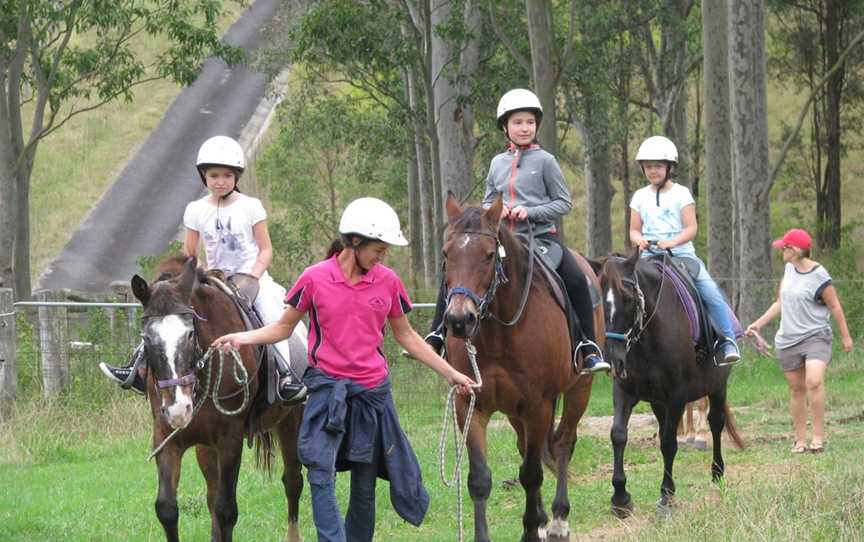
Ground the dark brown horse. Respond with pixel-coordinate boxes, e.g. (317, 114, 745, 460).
(442, 194, 599, 542)
(599, 251, 744, 517)
(131, 256, 303, 542)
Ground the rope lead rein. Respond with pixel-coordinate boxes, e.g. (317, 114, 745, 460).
(438, 339, 483, 542)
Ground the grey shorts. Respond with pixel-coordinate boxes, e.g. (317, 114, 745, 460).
(777, 328, 833, 372)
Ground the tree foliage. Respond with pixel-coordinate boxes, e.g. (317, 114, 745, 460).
(0, 0, 242, 298)
(257, 83, 406, 279)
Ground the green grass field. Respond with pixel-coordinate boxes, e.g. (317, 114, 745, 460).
(2, 334, 862, 542)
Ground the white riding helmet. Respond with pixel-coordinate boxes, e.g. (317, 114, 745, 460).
(197, 136, 246, 172)
(339, 197, 409, 246)
(496, 88, 543, 129)
(635, 136, 678, 164)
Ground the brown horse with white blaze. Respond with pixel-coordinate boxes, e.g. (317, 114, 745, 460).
(442, 194, 599, 542)
(132, 256, 303, 542)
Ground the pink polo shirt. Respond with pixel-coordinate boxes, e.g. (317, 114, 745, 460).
(284, 255, 413, 388)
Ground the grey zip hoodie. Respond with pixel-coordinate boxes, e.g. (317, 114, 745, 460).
(482, 146, 572, 236)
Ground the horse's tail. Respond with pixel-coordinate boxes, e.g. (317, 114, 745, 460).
(254, 430, 276, 476)
(724, 401, 746, 450)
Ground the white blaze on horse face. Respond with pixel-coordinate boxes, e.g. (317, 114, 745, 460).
(458, 234, 473, 250)
(153, 315, 195, 426)
(606, 288, 617, 322)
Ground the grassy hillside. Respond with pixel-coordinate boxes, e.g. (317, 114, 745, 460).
(27, 3, 245, 280)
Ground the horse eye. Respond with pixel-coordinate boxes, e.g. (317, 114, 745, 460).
(485, 251, 494, 261)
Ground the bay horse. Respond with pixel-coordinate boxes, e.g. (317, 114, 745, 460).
(599, 250, 744, 517)
(131, 255, 303, 542)
(442, 194, 599, 542)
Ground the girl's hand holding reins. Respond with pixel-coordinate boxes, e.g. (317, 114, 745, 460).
(744, 323, 761, 337)
(448, 370, 477, 396)
(632, 235, 650, 251)
(509, 205, 529, 221)
(211, 332, 246, 352)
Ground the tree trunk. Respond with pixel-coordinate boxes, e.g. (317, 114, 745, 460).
(702, 0, 736, 298)
(525, 0, 558, 155)
(430, 0, 475, 202)
(0, 55, 19, 295)
(819, 0, 843, 250)
(403, 60, 434, 287)
(580, 103, 613, 258)
(728, 0, 772, 325)
(14, 162, 32, 298)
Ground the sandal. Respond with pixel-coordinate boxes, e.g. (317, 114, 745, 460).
(808, 442, 825, 453)
(791, 443, 807, 454)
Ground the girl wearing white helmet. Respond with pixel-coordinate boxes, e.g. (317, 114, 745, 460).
(212, 197, 475, 542)
(423, 88, 610, 374)
(100, 136, 309, 402)
(630, 135, 741, 364)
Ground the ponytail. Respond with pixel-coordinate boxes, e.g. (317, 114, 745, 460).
(325, 234, 374, 260)
(325, 238, 344, 260)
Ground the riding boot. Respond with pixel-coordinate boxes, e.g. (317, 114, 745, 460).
(403, 282, 447, 359)
(273, 345, 308, 404)
(577, 339, 611, 374)
(98, 342, 147, 395)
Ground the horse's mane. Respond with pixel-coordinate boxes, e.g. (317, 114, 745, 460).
(152, 254, 208, 283)
(450, 206, 531, 278)
(450, 207, 489, 234)
(601, 254, 628, 293)
(145, 255, 212, 316)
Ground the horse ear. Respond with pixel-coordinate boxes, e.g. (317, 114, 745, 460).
(131, 275, 150, 306)
(483, 195, 503, 230)
(587, 256, 605, 276)
(445, 191, 462, 224)
(178, 256, 198, 301)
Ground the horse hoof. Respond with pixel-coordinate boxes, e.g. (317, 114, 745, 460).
(547, 518, 570, 539)
(656, 496, 677, 519)
(611, 498, 633, 519)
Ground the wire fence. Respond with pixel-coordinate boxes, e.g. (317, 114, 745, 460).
(1, 275, 862, 416)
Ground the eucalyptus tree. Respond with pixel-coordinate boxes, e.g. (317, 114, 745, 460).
(0, 0, 241, 299)
(728, 0, 772, 323)
(702, 0, 735, 297)
(256, 89, 405, 279)
(767, 0, 864, 250)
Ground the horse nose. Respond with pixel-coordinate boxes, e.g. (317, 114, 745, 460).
(162, 401, 193, 429)
(444, 310, 478, 338)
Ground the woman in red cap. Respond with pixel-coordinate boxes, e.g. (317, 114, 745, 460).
(746, 228, 853, 454)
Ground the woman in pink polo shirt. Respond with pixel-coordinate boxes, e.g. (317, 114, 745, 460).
(213, 197, 475, 542)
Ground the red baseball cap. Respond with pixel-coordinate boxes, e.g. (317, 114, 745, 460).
(772, 228, 812, 250)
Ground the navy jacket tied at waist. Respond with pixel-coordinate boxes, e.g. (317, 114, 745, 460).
(298, 367, 430, 526)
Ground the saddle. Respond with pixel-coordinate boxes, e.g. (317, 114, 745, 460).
(520, 236, 602, 360)
(205, 271, 308, 407)
(653, 256, 742, 364)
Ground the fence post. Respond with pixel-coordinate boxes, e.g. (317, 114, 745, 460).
(0, 288, 16, 418)
(38, 290, 70, 397)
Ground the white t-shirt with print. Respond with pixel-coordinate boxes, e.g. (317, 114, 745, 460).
(629, 182, 696, 257)
(183, 193, 267, 274)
